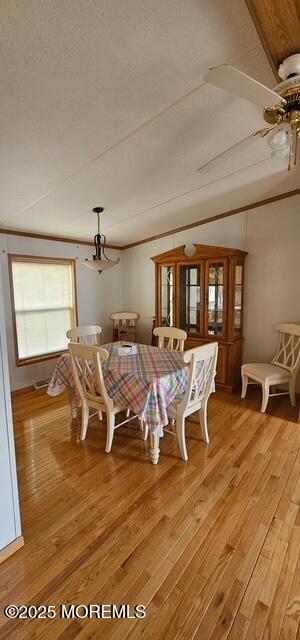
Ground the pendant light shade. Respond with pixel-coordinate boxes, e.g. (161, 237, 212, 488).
(84, 258, 119, 272)
(84, 207, 120, 274)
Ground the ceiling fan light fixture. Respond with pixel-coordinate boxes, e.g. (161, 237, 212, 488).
(198, 58, 300, 174)
(83, 207, 120, 274)
(270, 147, 290, 159)
(267, 124, 291, 153)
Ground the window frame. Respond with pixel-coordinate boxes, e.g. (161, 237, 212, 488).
(8, 254, 78, 367)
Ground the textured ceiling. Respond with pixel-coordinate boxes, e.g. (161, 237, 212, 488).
(0, 0, 297, 246)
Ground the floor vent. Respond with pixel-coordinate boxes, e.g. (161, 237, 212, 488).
(34, 378, 50, 390)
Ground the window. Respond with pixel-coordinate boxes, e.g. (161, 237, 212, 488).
(9, 255, 77, 366)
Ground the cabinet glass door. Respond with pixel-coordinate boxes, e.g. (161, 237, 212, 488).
(234, 260, 243, 336)
(179, 265, 201, 334)
(160, 265, 174, 326)
(205, 261, 226, 337)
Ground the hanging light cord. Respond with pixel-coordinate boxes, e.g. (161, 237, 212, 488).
(93, 210, 113, 262)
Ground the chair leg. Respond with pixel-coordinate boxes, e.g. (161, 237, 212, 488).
(176, 414, 188, 461)
(199, 404, 209, 444)
(80, 403, 89, 440)
(261, 382, 270, 413)
(241, 372, 248, 399)
(143, 421, 149, 441)
(67, 387, 78, 419)
(105, 413, 115, 453)
(126, 408, 130, 418)
(289, 378, 296, 407)
(138, 418, 148, 440)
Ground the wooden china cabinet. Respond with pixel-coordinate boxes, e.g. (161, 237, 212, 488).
(151, 244, 247, 392)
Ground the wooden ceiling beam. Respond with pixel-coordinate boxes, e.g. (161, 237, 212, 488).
(245, 0, 300, 80)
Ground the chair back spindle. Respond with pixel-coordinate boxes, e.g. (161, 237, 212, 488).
(66, 325, 102, 346)
(181, 343, 218, 411)
(68, 343, 113, 411)
(271, 323, 300, 374)
(153, 327, 187, 352)
(110, 312, 139, 328)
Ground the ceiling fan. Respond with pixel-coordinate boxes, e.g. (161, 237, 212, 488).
(197, 54, 300, 173)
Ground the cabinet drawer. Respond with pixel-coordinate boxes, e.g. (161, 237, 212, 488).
(185, 338, 202, 350)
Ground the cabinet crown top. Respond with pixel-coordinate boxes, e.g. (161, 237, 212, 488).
(151, 243, 247, 262)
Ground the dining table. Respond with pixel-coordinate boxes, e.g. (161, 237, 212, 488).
(47, 341, 190, 464)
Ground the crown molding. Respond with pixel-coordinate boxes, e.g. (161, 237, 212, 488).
(0, 187, 299, 252)
(0, 227, 122, 250)
(121, 187, 300, 250)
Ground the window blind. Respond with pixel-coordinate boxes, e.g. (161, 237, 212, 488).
(11, 259, 76, 361)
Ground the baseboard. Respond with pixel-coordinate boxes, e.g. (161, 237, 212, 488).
(11, 385, 34, 397)
(215, 383, 237, 394)
(0, 536, 24, 564)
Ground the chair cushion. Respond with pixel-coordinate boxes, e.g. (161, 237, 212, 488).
(241, 362, 290, 383)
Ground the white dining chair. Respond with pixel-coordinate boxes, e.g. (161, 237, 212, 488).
(153, 326, 187, 352)
(110, 312, 139, 326)
(166, 342, 218, 460)
(241, 323, 300, 413)
(69, 343, 136, 451)
(110, 312, 139, 343)
(67, 325, 102, 345)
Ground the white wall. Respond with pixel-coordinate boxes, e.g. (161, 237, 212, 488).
(243, 197, 300, 364)
(0, 234, 123, 390)
(122, 197, 300, 370)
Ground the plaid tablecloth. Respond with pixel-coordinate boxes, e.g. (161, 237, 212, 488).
(47, 342, 190, 433)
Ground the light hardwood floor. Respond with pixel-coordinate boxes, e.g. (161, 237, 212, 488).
(0, 388, 299, 639)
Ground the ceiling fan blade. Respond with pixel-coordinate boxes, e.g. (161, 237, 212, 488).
(204, 65, 286, 108)
(197, 131, 265, 174)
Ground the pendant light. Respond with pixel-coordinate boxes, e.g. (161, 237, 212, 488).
(84, 207, 120, 274)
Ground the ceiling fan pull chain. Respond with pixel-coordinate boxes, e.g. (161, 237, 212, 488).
(291, 123, 299, 166)
(288, 143, 292, 171)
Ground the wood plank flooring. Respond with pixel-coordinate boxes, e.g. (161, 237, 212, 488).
(0, 387, 299, 639)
